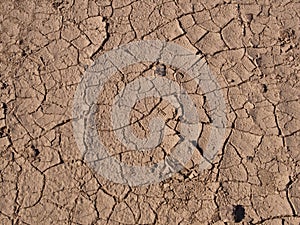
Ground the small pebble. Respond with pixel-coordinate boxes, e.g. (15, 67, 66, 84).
(261, 84, 267, 93)
(155, 64, 166, 76)
(29, 145, 40, 158)
(246, 156, 254, 162)
(17, 39, 23, 45)
(234, 205, 246, 222)
(188, 170, 198, 179)
(289, 56, 294, 61)
(219, 205, 235, 222)
(219, 205, 246, 223)
(245, 13, 253, 24)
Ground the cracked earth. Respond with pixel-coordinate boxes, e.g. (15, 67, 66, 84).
(1, 0, 300, 224)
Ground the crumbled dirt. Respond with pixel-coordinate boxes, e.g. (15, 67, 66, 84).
(0, 0, 300, 224)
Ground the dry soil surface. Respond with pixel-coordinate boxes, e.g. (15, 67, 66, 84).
(0, 0, 300, 224)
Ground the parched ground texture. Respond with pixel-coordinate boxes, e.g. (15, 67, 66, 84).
(0, 0, 300, 224)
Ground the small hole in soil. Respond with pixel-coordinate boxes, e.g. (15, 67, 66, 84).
(233, 205, 245, 222)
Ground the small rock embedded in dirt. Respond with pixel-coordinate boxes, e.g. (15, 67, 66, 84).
(17, 39, 23, 45)
(279, 28, 296, 43)
(188, 170, 198, 179)
(28, 145, 40, 158)
(155, 64, 166, 76)
(174, 72, 184, 82)
(244, 13, 253, 24)
(219, 205, 235, 223)
(52, 1, 63, 9)
(246, 156, 254, 162)
(219, 205, 245, 223)
(233, 205, 245, 222)
(261, 84, 267, 93)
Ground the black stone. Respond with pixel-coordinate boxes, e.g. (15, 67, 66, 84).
(233, 205, 245, 223)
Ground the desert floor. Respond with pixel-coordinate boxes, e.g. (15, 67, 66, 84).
(0, 0, 300, 224)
